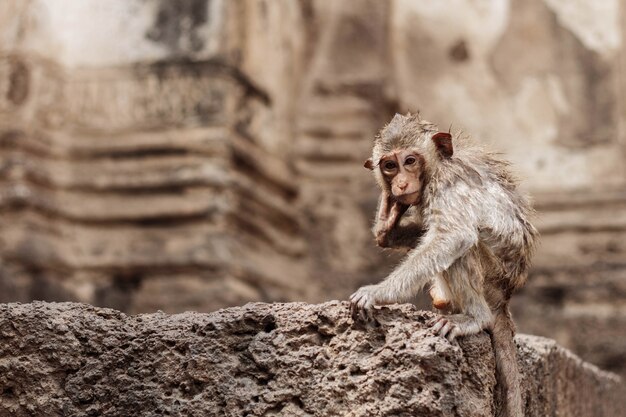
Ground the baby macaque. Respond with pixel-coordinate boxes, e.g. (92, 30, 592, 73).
(351, 113, 538, 417)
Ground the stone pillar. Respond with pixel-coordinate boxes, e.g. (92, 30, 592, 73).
(0, 0, 308, 313)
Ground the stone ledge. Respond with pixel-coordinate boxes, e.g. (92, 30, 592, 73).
(0, 301, 621, 417)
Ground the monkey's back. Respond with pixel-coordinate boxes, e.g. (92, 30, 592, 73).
(429, 137, 539, 294)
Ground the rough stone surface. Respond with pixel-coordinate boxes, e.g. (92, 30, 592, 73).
(0, 301, 622, 417)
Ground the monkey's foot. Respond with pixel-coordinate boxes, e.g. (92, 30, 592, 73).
(428, 314, 489, 342)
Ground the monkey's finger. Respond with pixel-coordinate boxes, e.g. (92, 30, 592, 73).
(350, 297, 364, 317)
(350, 293, 364, 309)
(430, 318, 447, 334)
(360, 299, 374, 322)
(351, 303, 362, 322)
(427, 316, 444, 327)
(447, 327, 461, 342)
(359, 305, 368, 322)
(439, 322, 453, 338)
(351, 296, 365, 320)
(350, 301, 357, 318)
(365, 304, 376, 323)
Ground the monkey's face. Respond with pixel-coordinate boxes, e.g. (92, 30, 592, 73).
(379, 149, 423, 205)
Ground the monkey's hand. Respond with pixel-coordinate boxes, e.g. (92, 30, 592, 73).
(349, 284, 388, 321)
(374, 198, 410, 247)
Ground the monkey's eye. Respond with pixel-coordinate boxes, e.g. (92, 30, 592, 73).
(404, 156, 416, 166)
(383, 161, 397, 171)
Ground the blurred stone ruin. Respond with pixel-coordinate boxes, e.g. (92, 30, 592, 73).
(0, 0, 625, 381)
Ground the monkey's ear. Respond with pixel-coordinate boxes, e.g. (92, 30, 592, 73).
(432, 132, 453, 158)
(364, 158, 374, 170)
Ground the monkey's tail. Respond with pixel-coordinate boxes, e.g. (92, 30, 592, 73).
(491, 305, 523, 417)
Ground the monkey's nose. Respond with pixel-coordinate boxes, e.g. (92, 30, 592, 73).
(398, 182, 408, 190)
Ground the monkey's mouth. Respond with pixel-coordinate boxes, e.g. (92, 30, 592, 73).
(395, 192, 420, 205)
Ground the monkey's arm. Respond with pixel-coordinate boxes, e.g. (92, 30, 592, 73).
(352, 188, 480, 311)
(380, 222, 478, 301)
(379, 222, 425, 249)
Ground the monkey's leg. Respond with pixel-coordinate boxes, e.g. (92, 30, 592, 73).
(429, 255, 494, 341)
(429, 274, 452, 310)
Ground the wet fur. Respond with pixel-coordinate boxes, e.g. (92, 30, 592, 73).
(352, 113, 538, 417)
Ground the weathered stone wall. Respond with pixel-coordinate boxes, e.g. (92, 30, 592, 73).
(0, 0, 625, 381)
(0, 301, 622, 417)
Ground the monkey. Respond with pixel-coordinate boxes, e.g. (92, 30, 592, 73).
(350, 113, 538, 417)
